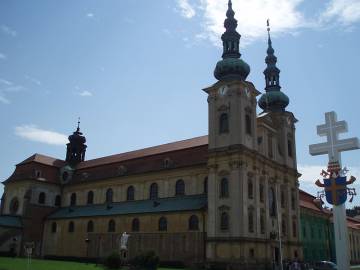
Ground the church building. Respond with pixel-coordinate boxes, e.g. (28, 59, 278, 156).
(0, 1, 303, 268)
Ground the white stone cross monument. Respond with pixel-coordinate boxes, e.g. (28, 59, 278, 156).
(309, 111, 359, 270)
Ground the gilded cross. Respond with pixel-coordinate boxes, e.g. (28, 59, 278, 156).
(309, 111, 359, 163)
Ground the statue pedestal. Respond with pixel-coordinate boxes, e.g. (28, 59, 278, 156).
(333, 204, 350, 270)
(120, 249, 128, 262)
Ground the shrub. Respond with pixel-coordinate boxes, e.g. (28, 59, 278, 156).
(104, 251, 122, 269)
(131, 250, 159, 270)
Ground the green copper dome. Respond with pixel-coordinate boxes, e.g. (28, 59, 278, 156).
(258, 91, 289, 112)
(214, 58, 250, 81)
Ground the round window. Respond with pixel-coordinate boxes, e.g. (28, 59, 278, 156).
(9, 197, 19, 215)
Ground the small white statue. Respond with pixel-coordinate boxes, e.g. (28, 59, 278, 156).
(120, 232, 130, 250)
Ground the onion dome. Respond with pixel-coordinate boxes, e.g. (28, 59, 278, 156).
(65, 119, 87, 165)
(258, 20, 289, 112)
(214, 0, 250, 81)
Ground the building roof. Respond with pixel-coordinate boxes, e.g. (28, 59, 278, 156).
(77, 135, 208, 169)
(0, 215, 22, 228)
(17, 153, 65, 168)
(47, 194, 207, 220)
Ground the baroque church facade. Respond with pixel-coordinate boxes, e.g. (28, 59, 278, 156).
(0, 1, 302, 268)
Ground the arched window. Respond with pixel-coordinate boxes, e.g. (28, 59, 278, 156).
(38, 192, 46, 204)
(70, 193, 76, 206)
(248, 208, 254, 233)
(269, 187, 276, 217)
(68, 221, 75, 232)
(132, 218, 140, 232)
(87, 191, 94, 205)
(106, 188, 113, 204)
(55, 195, 61, 206)
(248, 178, 253, 199)
(245, 114, 252, 135)
(219, 113, 229, 134)
(188, 215, 199, 231)
(108, 219, 115, 232)
(288, 139, 293, 157)
(9, 197, 19, 214)
(158, 217, 167, 231)
(204, 177, 208, 194)
(51, 222, 57, 233)
(127, 186, 135, 201)
(149, 183, 158, 200)
(175, 179, 185, 196)
(220, 178, 229, 198)
(87, 220, 94, 233)
(220, 212, 229, 231)
(282, 216, 287, 236)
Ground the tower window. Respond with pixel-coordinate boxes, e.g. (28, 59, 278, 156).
(220, 177, 229, 198)
(55, 195, 61, 206)
(248, 208, 254, 233)
(159, 217, 167, 231)
(220, 212, 229, 231)
(188, 215, 199, 231)
(38, 192, 46, 205)
(260, 211, 265, 234)
(219, 113, 229, 134)
(269, 187, 276, 217)
(87, 220, 94, 233)
(245, 114, 252, 135)
(108, 219, 116, 232)
(127, 186, 135, 201)
(51, 222, 57, 233)
(68, 221, 75, 232)
(9, 197, 19, 214)
(149, 183, 158, 200)
(105, 188, 113, 204)
(248, 178, 253, 199)
(288, 139, 293, 157)
(175, 179, 185, 196)
(132, 218, 140, 232)
(204, 177, 208, 194)
(70, 193, 76, 206)
(87, 191, 94, 205)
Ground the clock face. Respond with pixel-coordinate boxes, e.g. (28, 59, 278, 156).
(218, 85, 228, 96)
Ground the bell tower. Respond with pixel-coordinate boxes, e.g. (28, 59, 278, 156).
(65, 119, 87, 166)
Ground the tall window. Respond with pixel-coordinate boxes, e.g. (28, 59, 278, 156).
(68, 221, 75, 232)
(87, 220, 94, 232)
(9, 197, 19, 214)
(245, 114, 252, 135)
(38, 192, 46, 204)
(159, 217, 167, 231)
(248, 208, 254, 233)
(188, 215, 199, 231)
(55, 195, 61, 206)
(248, 178, 253, 199)
(149, 183, 158, 200)
(220, 212, 229, 231)
(87, 191, 94, 205)
(106, 188, 113, 204)
(132, 218, 140, 232)
(288, 139, 293, 157)
(220, 177, 229, 198)
(70, 193, 76, 206)
(175, 179, 185, 196)
(108, 219, 115, 232)
(292, 219, 297, 238)
(219, 113, 229, 134)
(282, 216, 287, 236)
(259, 184, 264, 203)
(260, 211, 265, 234)
(51, 222, 57, 233)
(127, 186, 135, 201)
(269, 187, 276, 217)
(204, 177, 208, 194)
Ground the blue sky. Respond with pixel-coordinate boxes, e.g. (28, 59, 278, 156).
(1, 0, 360, 206)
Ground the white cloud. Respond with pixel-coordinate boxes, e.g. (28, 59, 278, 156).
(25, 75, 42, 86)
(78, 90, 93, 97)
(87, 13, 94, 18)
(298, 164, 360, 183)
(0, 95, 10, 104)
(0, 78, 12, 86)
(15, 125, 68, 145)
(0, 25, 17, 37)
(322, 0, 360, 25)
(0, 53, 6, 60)
(177, 0, 196, 18)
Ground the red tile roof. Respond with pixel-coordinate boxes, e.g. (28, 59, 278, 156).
(17, 153, 65, 168)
